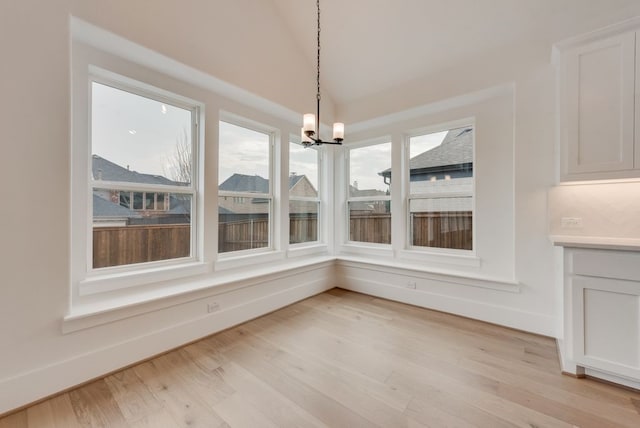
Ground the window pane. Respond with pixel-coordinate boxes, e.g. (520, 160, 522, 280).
(408, 126, 473, 251)
(410, 197, 472, 250)
(91, 82, 193, 185)
(92, 190, 192, 268)
(289, 142, 318, 192)
(219, 121, 270, 192)
(349, 143, 391, 197)
(348, 200, 391, 244)
(290, 200, 318, 244)
(408, 127, 473, 194)
(218, 197, 270, 253)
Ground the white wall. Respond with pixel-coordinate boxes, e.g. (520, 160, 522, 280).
(333, 66, 558, 336)
(0, 0, 333, 415)
(1, 0, 638, 415)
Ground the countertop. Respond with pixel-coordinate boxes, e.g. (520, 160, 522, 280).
(550, 235, 640, 251)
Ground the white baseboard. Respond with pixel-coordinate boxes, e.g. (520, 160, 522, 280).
(0, 278, 332, 415)
(584, 368, 640, 391)
(337, 276, 555, 337)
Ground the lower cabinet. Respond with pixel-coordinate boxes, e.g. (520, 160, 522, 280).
(565, 248, 640, 385)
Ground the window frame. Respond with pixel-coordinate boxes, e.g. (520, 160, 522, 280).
(71, 60, 207, 297)
(217, 116, 276, 257)
(403, 119, 476, 256)
(87, 74, 200, 273)
(345, 138, 393, 247)
(288, 139, 322, 247)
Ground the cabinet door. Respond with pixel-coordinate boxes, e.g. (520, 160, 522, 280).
(572, 276, 640, 380)
(565, 32, 635, 176)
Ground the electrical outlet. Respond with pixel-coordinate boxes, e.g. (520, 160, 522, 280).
(207, 302, 220, 313)
(561, 217, 583, 229)
(406, 281, 417, 289)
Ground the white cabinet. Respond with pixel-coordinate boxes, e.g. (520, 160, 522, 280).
(558, 28, 640, 181)
(564, 248, 640, 385)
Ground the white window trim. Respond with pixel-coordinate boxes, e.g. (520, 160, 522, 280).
(217, 114, 277, 258)
(402, 119, 477, 258)
(289, 140, 322, 248)
(71, 58, 206, 300)
(344, 138, 393, 248)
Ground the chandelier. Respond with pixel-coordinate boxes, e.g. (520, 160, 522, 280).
(301, 0, 344, 147)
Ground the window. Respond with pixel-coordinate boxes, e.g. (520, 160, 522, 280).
(218, 120, 273, 253)
(289, 141, 320, 244)
(90, 80, 198, 269)
(347, 142, 392, 244)
(406, 126, 474, 251)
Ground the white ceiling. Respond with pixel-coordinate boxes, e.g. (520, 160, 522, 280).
(271, 0, 640, 107)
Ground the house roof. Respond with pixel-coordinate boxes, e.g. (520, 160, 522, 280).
(410, 127, 473, 171)
(219, 173, 315, 194)
(349, 186, 387, 198)
(92, 155, 182, 186)
(93, 194, 142, 219)
(219, 173, 269, 193)
(380, 127, 473, 177)
(289, 174, 305, 189)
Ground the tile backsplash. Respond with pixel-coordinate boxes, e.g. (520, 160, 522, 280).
(548, 180, 640, 238)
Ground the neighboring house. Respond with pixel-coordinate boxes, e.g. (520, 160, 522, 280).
(218, 173, 317, 218)
(92, 194, 142, 227)
(379, 127, 474, 213)
(92, 155, 190, 226)
(348, 183, 389, 215)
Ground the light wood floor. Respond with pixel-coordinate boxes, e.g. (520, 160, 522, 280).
(3, 289, 640, 427)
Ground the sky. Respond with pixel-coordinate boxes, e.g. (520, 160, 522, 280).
(92, 83, 319, 189)
(349, 143, 392, 192)
(91, 82, 192, 181)
(91, 81, 446, 192)
(410, 130, 448, 158)
(348, 131, 448, 192)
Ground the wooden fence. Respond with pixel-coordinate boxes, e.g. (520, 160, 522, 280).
(93, 211, 472, 267)
(218, 218, 269, 253)
(411, 211, 472, 250)
(349, 213, 392, 244)
(93, 224, 191, 268)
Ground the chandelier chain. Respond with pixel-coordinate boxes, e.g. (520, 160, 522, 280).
(316, 0, 321, 103)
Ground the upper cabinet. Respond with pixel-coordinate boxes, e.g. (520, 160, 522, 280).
(557, 24, 640, 182)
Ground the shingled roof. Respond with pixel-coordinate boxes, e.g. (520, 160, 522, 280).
(92, 194, 142, 219)
(410, 127, 473, 170)
(380, 127, 473, 177)
(92, 155, 182, 186)
(219, 173, 313, 193)
(219, 173, 269, 193)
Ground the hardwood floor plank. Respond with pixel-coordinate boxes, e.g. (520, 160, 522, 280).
(213, 393, 280, 428)
(215, 361, 326, 428)
(132, 360, 228, 428)
(242, 315, 413, 412)
(68, 379, 127, 427)
(223, 338, 379, 427)
(0, 410, 27, 428)
(103, 369, 163, 424)
(25, 394, 81, 428)
(3, 290, 640, 427)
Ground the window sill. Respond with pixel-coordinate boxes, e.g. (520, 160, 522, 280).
(65, 255, 336, 334)
(215, 249, 286, 271)
(336, 255, 519, 293)
(338, 243, 394, 258)
(79, 261, 211, 297)
(287, 243, 329, 258)
(397, 248, 481, 268)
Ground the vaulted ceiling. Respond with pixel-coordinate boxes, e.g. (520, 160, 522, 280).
(271, 0, 640, 111)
